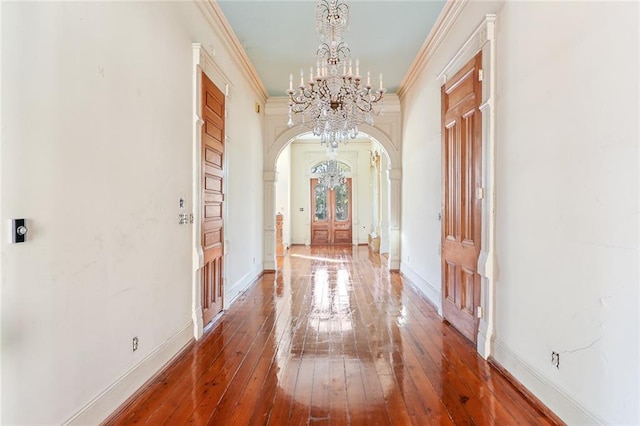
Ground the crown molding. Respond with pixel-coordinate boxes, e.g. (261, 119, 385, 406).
(197, 1, 268, 103)
(397, 0, 469, 100)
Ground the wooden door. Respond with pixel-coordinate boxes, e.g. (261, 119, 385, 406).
(441, 53, 482, 343)
(201, 74, 225, 326)
(311, 178, 352, 245)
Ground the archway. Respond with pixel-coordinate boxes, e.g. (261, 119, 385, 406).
(262, 106, 402, 271)
(275, 134, 383, 248)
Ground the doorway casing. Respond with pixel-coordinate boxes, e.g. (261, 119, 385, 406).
(191, 43, 233, 339)
(437, 15, 497, 358)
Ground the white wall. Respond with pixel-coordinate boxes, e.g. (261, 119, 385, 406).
(1, 2, 264, 424)
(401, 1, 639, 424)
(221, 58, 265, 299)
(493, 2, 638, 423)
(290, 139, 372, 245)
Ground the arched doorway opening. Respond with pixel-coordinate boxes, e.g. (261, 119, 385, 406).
(273, 133, 390, 251)
(263, 119, 401, 271)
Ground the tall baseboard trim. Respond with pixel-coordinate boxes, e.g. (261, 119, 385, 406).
(399, 263, 442, 314)
(225, 265, 263, 308)
(489, 357, 565, 425)
(492, 339, 604, 425)
(64, 322, 194, 425)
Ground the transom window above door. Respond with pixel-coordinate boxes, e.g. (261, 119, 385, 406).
(310, 161, 351, 174)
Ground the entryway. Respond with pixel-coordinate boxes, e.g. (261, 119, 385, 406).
(310, 177, 353, 245)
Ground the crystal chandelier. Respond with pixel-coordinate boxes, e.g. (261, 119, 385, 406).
(287, 0, 386, 149)
(318, 158, 346, 190)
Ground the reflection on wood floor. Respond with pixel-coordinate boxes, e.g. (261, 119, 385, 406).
(106, 245, 560, 425)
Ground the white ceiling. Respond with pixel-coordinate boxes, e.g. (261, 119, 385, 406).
(216, 1, 446, 97)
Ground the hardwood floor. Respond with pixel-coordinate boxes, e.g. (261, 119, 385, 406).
(105, 246, 561, 425)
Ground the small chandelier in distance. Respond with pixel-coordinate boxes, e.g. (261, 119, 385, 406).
(318, 158, 346, 191)
(287, 0, 386, 150)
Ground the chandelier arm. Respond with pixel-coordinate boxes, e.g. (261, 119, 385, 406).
(316, 0, 331, 23)
(336, 3, 349, 23)
(335, 43, 350, 64)
(317, 43, 330, 58)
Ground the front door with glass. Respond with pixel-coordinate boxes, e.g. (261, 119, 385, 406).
(311, 178, 352, 245)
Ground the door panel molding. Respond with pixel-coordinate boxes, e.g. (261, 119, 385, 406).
(201, 74, 225, 328)
(441, 52, 482, 345)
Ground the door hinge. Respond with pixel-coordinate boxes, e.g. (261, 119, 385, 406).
(476, 187, 485, 200)
(478, 69, 484, 81)
(476, 306, 483, 318)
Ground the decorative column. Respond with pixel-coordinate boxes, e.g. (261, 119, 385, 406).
(368, 151, 381, 253)
(387, 168, 401, 270)
(263, 170, 277, 271)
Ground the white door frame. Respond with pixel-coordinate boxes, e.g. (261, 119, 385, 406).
(191, 43, 233, 339)
(437, 15, 497, 358)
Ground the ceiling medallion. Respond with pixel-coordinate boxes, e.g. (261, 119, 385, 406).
(287, 0, 386, 150)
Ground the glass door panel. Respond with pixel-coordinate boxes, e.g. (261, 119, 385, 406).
(311, 178, 352, 245)
(314, 183, 328, 222)
(334, 184, 349, 221)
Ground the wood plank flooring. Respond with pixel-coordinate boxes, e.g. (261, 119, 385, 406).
(105, 246, 561, 425)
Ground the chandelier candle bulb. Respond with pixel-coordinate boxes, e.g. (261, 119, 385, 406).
(379, 73, 383, 90)
(367, 71, 371, 86)
(355, 59, 359, 77)
(289, 73, 293, 91)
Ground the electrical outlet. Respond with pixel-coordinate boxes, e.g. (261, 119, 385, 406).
(551, 351, 559, 368)
(133, 337, 139, 352)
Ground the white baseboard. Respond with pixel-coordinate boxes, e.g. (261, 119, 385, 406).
(477, 319, 491, 359)
(493, 338, 604, 425)
(192, 306, 204, 339)
(225, 264, 263, 308)
(64, 322, 194, 425)
(399, 262, 442, 314)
